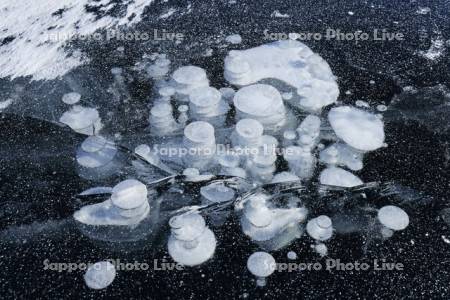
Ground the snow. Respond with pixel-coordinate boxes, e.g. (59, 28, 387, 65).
(225, 34, 242, 44)
(0, 0, 155, 80)
(247, 252, 276, 277)
(84, 261, 116, 290)
(224, 41, 339, 112)
(328, 106, 385, 151)
(377, 205, 409, 231)
(319, 167, 363, 187)
(306, 215, 333, 241)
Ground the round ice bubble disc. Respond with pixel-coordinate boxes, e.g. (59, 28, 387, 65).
(184, 121, 215, 144)
(233, 84, 283, 117)
(236, 119, 264, 139)
(159, 86, 175, 97)
(306, 215, 333, 241)
(168, 227, 216, 266)
(287, 251, 297, 260)
(247, 252, 276, 278)
(111, 179, 148, 210)
(151, 103, 173, 117)
(170, 213, 206, 241)
(84, 261, 116, 290)
(189, 86, 221, 107)
(328, 106, 385, 151)
(172, 66, 207, 85)
(200, 183, 236, 203)
(81, 136, 107, 153)
(62, 92, 81, 105)
(377, 205, 409, 231)
(319, 167, 363, 188)
(261, 135, 279, 149)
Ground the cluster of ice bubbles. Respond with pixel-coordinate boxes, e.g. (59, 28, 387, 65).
(58, 40, 410, 289)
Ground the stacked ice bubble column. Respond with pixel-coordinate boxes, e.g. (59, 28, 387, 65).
(147, 54, 171, 91)
(170, 66, 209, 102)
(59, 105, 103, 135)
(200, 182, 236, 226)
(233, 84, 287, 133)
(224, 51, 252, 86)
(73, 179, 152, 242)
(283, 145, 316, 180)
(154, 86, 175, 105)
(188, 86, 230, 127)
(76, 136, 123, 180)
(231, 118, 264, 150)
(247, 252, 276, 287)
(241, 193, 307, 250)
(182, 121, 217, 171)
(149, 103, 179, 136)
(168, 212, 217, 266)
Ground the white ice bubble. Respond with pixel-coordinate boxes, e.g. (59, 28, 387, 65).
(328, 106, 385, 151)
(225, 34, 242, 44)
(59, 105, 102, 135)
(111, 179, 148, 210)
(247, 252, 276, 278)
(287, 251, 297, 260)
(377, 205, 409, 231)
(319, 167, 363, 187)
(84, 261, 116, 290)
(306, 215, 333, 241)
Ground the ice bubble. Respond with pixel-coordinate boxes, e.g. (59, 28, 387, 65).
(319, 167, 363, 187)
(377, 205, 409, 231)
(84, 261, 116, 290)
(376, 104, 387, 112)
(287, 251, 297, 260)
(76, 136, 119, 178)
(223, 42, 338, 113)
(111, 179, 148, 210)
(189, 86, 229, 125)
(168, 213, 217, 266)
(59, 105, 102, 135)
(225, 34, 242, 44)
(159, 86, 176, 97)
(283, 130, 297, 147)
(62, 92, 81, 105)
(244, 194, 273, 228)
(247, 252, 276, 278)
(233, 84, 286, 131)
(200, 183, 236, 203)
(319, 143, 363, 171)
(314, 243, 328, 257)
(306, 215, 333, 241)
(171, 66, 209, 100)
(328, 106, 385, 151)
(219, 87, 235, 100)
(184, 121, 215, 145)
(183, 168, 200, 177)
(0, 98, 13, 110)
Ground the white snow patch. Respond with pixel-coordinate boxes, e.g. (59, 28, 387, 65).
(0, 0, 154, 80)
(159, 8, 177, 19)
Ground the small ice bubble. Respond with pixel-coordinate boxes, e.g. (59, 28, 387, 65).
(377, 205, 409, 231)
(381, 227, 394, 238)
(287, 251, 297, 260)
(314, 243, 328, 257)
(306, 215, 333, 241)
(376, 104, 387, 112)
(369, 80, 375, 85)
(219, 87, 236, 101)
(355, 100, 370, 108)
(247, 252, 276, 278)
(348, 11, 354, 15)
(225, 34, 242, 44)
(62, 92, 81, 105)
(84, 261, 116, 290)
(319, 167, 363, 187)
